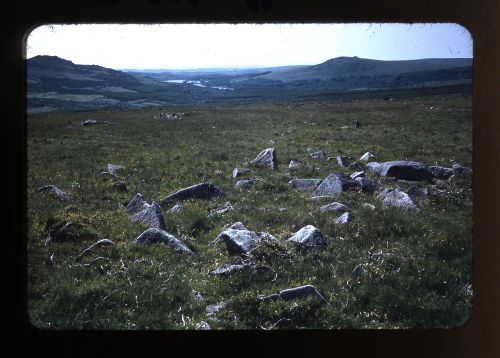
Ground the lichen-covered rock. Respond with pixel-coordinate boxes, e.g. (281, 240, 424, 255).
(235, 179, 255, 190)
(312, 172, 358, 198)
(37, 185, 70, 201)
(287, 225, 327, 247)
(359, 152, 375, 161)
(319, 202, 350, 213)
(379, 188, 419, 212)
(288, 179, 322, 192)
(428, 165, 453, 179)
(355, 177, 378, 193)
(124, 193, 149, 214)
(367, 160, 432, 182)
(132, 201, 166, 230)
(161, 183, 225, 202)
(309, 151, 325, 159)
(335, 212, 352, 224)
(232, 168, 250, 178)
(251, 148, 277, 169)
(135, 228, 193, 254)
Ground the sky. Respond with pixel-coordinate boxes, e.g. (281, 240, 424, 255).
(26, 23, 473, 70)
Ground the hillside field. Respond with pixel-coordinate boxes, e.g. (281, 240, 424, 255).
(27, 94, 473, 329)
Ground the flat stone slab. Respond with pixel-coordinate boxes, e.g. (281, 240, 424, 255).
(162, 183, 225, 202)
(288, 179, 322, 192)
(37, 185, 70, 201)
(135, 228, 193, 254)
(379, 188, 419, 212)
(367, 161, 432, 182)
(251, 148, 277, 169)
(131, 201, 166, 230)
(319, 202, 350, 213)
(287, 225, 327, 247)
(215, 222, 277, 256)
(124, 193, 149, 214)
(312, 172, 358, 198)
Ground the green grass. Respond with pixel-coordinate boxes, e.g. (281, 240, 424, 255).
(27, 94, 473, 329)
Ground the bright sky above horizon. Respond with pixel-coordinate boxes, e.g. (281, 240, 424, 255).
(26, 23, 473, 70)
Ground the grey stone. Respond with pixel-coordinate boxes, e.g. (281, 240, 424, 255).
(167, 203, 183, 213)
(37, 185, 70, 201)
(215, 223, 277, 255)
(355, 177, 378, 193)
(279, 285, 326, 302)
(336, 156, 350, 167)
(232, 168, 250, 178)
(428, 165, 453, 179)
(380, 189, 419, 212)
(251, 148, 277, 169)
(108, 164, 125, 174)
(309, 151, 325, 159)
(162, 183, 225, 203)
(452, 163, 473, 175)
(124, 193, 149, 214)
(135, 228, 193, 254)
(196, 322, 211, 330)
(235, 179, 255, 190)
(207, 202, 234, 218)
(132, 201, 166, 230)
(288, 160, 301, 170)
(210, 263, 246, 276)
(359, 152, 375, 161)
(287, 225, 327, 247)
(350, 171, 365, 179)
(335, 212, 352, 224)
(76, 239, 115, 261)
(319, 202, 350, 213)
(367, 160, 432, 182)
(288, 179, 322, 192)
(312, 172, 358, 198)
(362, 203, 376, 210)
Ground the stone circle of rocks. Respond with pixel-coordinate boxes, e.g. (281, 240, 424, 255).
(259, 285, 327, 303)
(288, 179, 322, 192)
(135, 228, 193, 254)
(287, 225, 326, 247)
(162, 183, 225, 203)
(367, 160, 432, 182)
(251, 148, 278, 169)
(378, 188, 419, 212)
(213, 222, 278, 256)
(312, 172, 358, 198)
(37, 185, 70, 201)
(76, 239, 115, 261)
(233, 168, 250, 178)
(309, 150, 325, 159)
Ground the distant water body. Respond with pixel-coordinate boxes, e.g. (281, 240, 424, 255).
(164, 79, 233, 90)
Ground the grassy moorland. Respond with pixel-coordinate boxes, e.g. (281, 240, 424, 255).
(27, 93, 473, 329)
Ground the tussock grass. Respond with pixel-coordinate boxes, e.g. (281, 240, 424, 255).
(27, 95, 472, 329)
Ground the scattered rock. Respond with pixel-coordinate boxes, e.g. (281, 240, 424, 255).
(379, 188, 419, 212)
(162, 183, 225, 203)
(235, 179, 255, 190)
(359, 152, 375, 161)
(232, 168, 250, 178)
(428, 165, 453, 179)
(288, 179, 322, 192)
(37, 185, 70, 201)
(288, 160, 301, 170)
(336, 156, 350, 167)
(196, 322, 211, 330)
(112, 181, 128, 192)
(135, 228, 193, 254)
(319, 202, 350, 213)
(312, 172, 358, 198)
(309, 151, 325, 159)
(76, 239, 115, 261)
(215, 223, 277, 256)
(210, 263, 246, 276)
(167, 203, 183, 214)
(335, 212, 352, 224)
(131, 201, 166, 230)
(355, 177, 378, 193)
(350, 171, 365, 179)
(287, 225, 326, 247)
(80, 119, 111, 126)
(207, 202, 234, 218)
(362, 203, 376, 210)
(367, 161, 432, 182)
(279, 285, 327, 302)
(108, 164, 125, 174)
(251, 148, 277, 169)
(124, 193, 149, 214)
(452, 163, 473, 175)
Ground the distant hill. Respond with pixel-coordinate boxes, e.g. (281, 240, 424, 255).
(27, 55, 472, 113)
